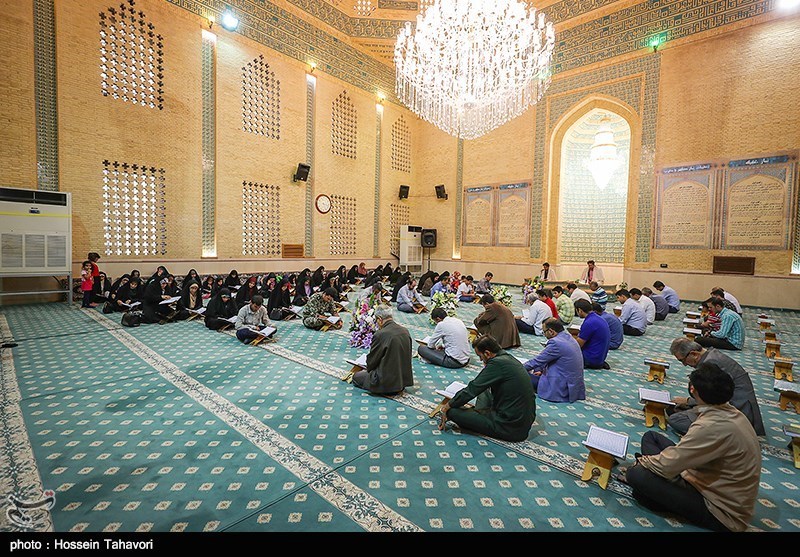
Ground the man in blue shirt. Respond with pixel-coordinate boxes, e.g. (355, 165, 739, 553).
(593, 302, 623, 350)
(521, 318, 586, 403)
(589, 281, 608, 311)
(574, 300, 610, 369)
(430, 276, 450, 297)
(653, 281, 680, 313)
(616, 289, 647, 336)
(696, 298, 744, 350)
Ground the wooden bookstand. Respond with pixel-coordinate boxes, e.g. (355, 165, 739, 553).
(613, 307, 622, 317)
(341, 364, 361, 384)
(765, 340, 782, 359)
(791, 437, 800, 469)
(249, 334, 275, 347)
(763, 330, 778, 342)
(778, 391, 800, 414)
(759, 318, 775, 331)
(580, 448, 615, 490)
(466, 326, 479, 343)
(645, 360, 669, 384)
(774, 358, 794, 381)
(413, 304, 428, 314)
(685, 311, 702, 319)
(683, 328, 701, 341)
(429, 395, 452, 419)
(567, 325, 581, 339)
(187, 312, 204, 322)
(219, 323, 233, 331)
(643, 401, 669, 430)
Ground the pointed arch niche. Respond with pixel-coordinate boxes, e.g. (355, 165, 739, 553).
(545, 96, 642, 269)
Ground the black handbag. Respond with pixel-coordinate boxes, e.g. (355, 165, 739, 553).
(121, 311, 142, 327)
(102, 301, 114, 314)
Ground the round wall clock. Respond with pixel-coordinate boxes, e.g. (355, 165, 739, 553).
(315, 194, 332, 214)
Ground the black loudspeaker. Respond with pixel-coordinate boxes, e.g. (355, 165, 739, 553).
(399, 185, 410, 199)
(293, 163, 311, 182)
(421, 229, 437, 248)
(435, 184, 448, 200)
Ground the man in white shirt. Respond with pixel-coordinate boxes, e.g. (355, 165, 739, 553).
(711, 287, 742, 315)
(396, 278, 426, 313)
(580, 260, 604, 285)
(631, 287, 655, 325)
(456, 275, 477, 303)
(418, 308, 471, 368)
(540, 262, 556, 281)
(567, 282, 592, 304)
(515, 289, 552, 335)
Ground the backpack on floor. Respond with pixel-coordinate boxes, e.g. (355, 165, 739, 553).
(121, 310, 142, 327)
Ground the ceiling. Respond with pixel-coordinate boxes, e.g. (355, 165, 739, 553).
(305, 1, 557, 66)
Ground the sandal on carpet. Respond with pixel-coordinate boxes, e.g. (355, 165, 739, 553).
(615, 466, 629, 485)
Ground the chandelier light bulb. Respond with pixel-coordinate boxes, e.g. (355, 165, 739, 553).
(394, 0, 555, 140)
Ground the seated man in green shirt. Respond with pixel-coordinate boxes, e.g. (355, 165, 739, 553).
(438, 335, 536, 442)
(551, 285, 574, 325)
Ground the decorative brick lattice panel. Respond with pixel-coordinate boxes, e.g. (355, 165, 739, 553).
(242, 181, 281, 257)
(34, 0, 59, 191)
(391, 116, 411, 173)
(330, 195, 357, 256)
(99, 0, 164, 110)
(390, 203, 409, 257)
(332, 90, 357, 159)
(201, 31, 216, 257)
(102, 160, 166, 256)
(242, 54, 281, 139)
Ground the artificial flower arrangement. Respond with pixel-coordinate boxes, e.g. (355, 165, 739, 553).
(428, 291, 459, 324)
(522, 275, 544, 301)
(349, 299, 378, 349)
(491, 284, 513, 307)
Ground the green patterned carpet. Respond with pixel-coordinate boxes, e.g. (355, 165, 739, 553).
(1, 289, 799, 533)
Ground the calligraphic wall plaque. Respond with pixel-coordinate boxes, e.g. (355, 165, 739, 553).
(462, 182, 531, 247)
(463, 186, 493, 246)
(721, 155, 797, 250)
(654, 163, 717, 249)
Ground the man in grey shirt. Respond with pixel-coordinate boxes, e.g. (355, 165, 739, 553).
(668, 337, 765, 436)
(418, 308, 471, 369)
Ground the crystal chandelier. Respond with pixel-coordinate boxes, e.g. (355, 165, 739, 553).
(354, 0, 375, 16)
(418, 0, 435, 13)
(394, 0, 555, 140)
(588, 115, 621, 190)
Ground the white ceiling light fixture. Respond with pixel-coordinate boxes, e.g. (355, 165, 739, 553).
(588, 115, 621, 191)
(394, 0, 555, 140)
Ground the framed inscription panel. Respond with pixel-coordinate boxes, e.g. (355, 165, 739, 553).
(654, 163, 717, 249)
(496, 183, 530, 247)
(462, 186, 494, 246)
(462, 182, 531, 247)
(720, 155, 797, 250)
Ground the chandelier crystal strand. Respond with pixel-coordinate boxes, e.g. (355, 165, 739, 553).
(395, 0, 555, 140)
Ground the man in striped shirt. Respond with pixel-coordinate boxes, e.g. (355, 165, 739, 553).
(589, 281, 607, 311)
(696, 298, 744, 350)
